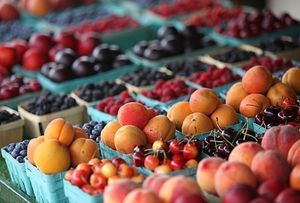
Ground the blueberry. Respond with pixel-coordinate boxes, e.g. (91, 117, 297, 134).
(7, 143, 16, 152)
(11, 150, 19, 158)
(16, 156, 24, 163)
(94, 123, 105, 131)
(22, 140, 30, 145)
(20, 150, 27, 157)
(82, 124, 93, 133)
(96, 136, 101, 143)
(91, 129, 100, 136)
(89, 121, 98, 126)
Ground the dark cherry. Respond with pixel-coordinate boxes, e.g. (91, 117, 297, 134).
(55, 48, 77, 67)
(92, 44, 113, 64)
(255, 113, 264, 125)
(160, 35, 184, 55)
(143, 47, 166, 60)
(133, 41, 148, 57)
(48, 64, 73, 82)
(133, 145, 146, 153)
(41, 62, 55, 77)
(132, 151, 145, 167)
(221, 128, 236, 141)
(72, 56, 96, 77)
(157, 25, 179, 39)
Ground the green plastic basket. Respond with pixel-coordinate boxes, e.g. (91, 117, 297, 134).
(25, 160, 67, 203)
(99, 141, 132, 165)
(64, 180, 103, 203)
(37, 65, 137, 94)
(1, 149, 34, 196)
(87, 105, 116, 122)
(12, 66, 38, 78)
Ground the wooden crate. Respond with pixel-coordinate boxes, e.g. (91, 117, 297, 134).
(0, 106, 24, 148)
(18, 103, 86, 138)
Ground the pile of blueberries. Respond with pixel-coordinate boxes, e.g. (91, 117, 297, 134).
(44, 6, 109, 26)
(120, 68, 174, 87)
(76, 81, 127, 103)
(0, 22, 34, 42)
(258, 37, 300, 53)
(24, 91, 77, 115)
(5, 140, 29, 163)
(81, 121, 107, 143)
(212, 47, 257, 63)
(0, 110, 20, 125)
(165, 59, 209, 76)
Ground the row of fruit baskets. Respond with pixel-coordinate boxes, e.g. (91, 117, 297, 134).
(1, 0, 300, 203)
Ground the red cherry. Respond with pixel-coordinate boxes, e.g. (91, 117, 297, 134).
(282, 97, 296, 109)
(71, 169, 90, 187)
(144, 155, 159, 170)
(183, 143, 198, 160)
(171, 154, 185, 171)
(169, 140, 184, 155)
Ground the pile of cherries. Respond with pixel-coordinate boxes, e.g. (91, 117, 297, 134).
(65, 15, 139, 34)
(165, 59, 209, 77)
(132, 139, 202, 172)
(185, 6, 244, 28)
(133, 25, 215, 60)
(241, 56, 294, 72)
(140, 79, 195, 103)
(189, 66, 241, 88)
(0, 75, 42, 101)
(216, 10, 299, 39)
(255, 98, 300, 129)
(96, 91, 142, 116)
(203, 125, 261, 159)
(150, 0, 221, 19)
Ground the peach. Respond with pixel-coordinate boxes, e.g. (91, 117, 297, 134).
(288, 140, 300, 166)
(167, 101, 193, 129)
(114, 125, 147, 154)
(44, 118, 75, 146)
(196, 157, 225, 194)
(239, 94, 270, 118)
(210, 104, 238, 128)
(103, 179, 139, 203)
(182, 112, 214, 136)
(258, 179, 288, 200)
(27, 0, 52, 16)
(262, 125, 300, 157)
(275, 188, 300, 203)
(266, 82, 297, 107)
(228, 142, 264, 167)
(290, 164, 300, 191)
(214, 161, 258, 197)
(73, 127, 88, 140)
(251, 150, 291, 183)
(222, 184, 258, 203)
(69, 138, 99, 167)
(189, 88, 220, 115)
(226, 82, 249, 112)
(118, 102, 149, 129)
(242, 65, 273, 94)
(159, 175, 203, 203)
(34, 139, 71, 174)
(143, 174, 170, 195)
(101, 120, 121, 150)
(282, 67, 300, 94)
(143, 115, 175, 144)
(27, 136, 45, 165)
(123, 188, 163, 203)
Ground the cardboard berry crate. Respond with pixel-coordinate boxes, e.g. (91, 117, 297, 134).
(18, 102, 87, 138)
(0, 106, 24, 148)
(25, 160, 67, 203)
(1, 148, 33, 197)
(37, 64, 138, 94)
(99, 141, 132, 165)
(64, 179, 102, 203)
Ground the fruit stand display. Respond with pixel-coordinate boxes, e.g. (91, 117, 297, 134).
(1, 0, 300, 203)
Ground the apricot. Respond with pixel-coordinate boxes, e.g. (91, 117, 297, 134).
(239, 94, 270, 118)
(262, 125, 300, 158)
(167, 101, 193, 129)
(27, 0, 52, 16)
(282, 67, 300, 94)
(242, 65, 273, 94)
(189, 88, 220, 115)
(226, 82, 249, 112)
(210, 104, 238, 128)
(159, 175, 203, 203)
(228, 142, 264, 167)
(34, 139, 71, 174)
(266, 82, 297, 107)
(196, 157, 225, 194)
(123, 188, 162, 203)
(214, 161, 258, 197)
(290, 164, 300, 191)
(181, 112, 214, 136)
(101, 120, 121, 150)
(251, 150, 291, 183)
(73, 127, 88, 140)
(143, 175, 170, 195)
(44, 118, 75, 146)
(288, 140, 300, 166)
(118, 102, 149, 129)
(103, 179, 139, 203)
(143, 115, 175, 144)
(69, 138, 99, 167)
(114, 125, 147, 154)
(27, 136, 45, 165)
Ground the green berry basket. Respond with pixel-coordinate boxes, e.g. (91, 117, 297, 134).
(37, 64, 137, 94)
(99, 141, 132, 165)
(1, 148, 34, 196)
(64, 180, 103, 203)
(87, 104, 116, 122)
(25, 160, 68, 203)
(12, 66, 39, 78)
